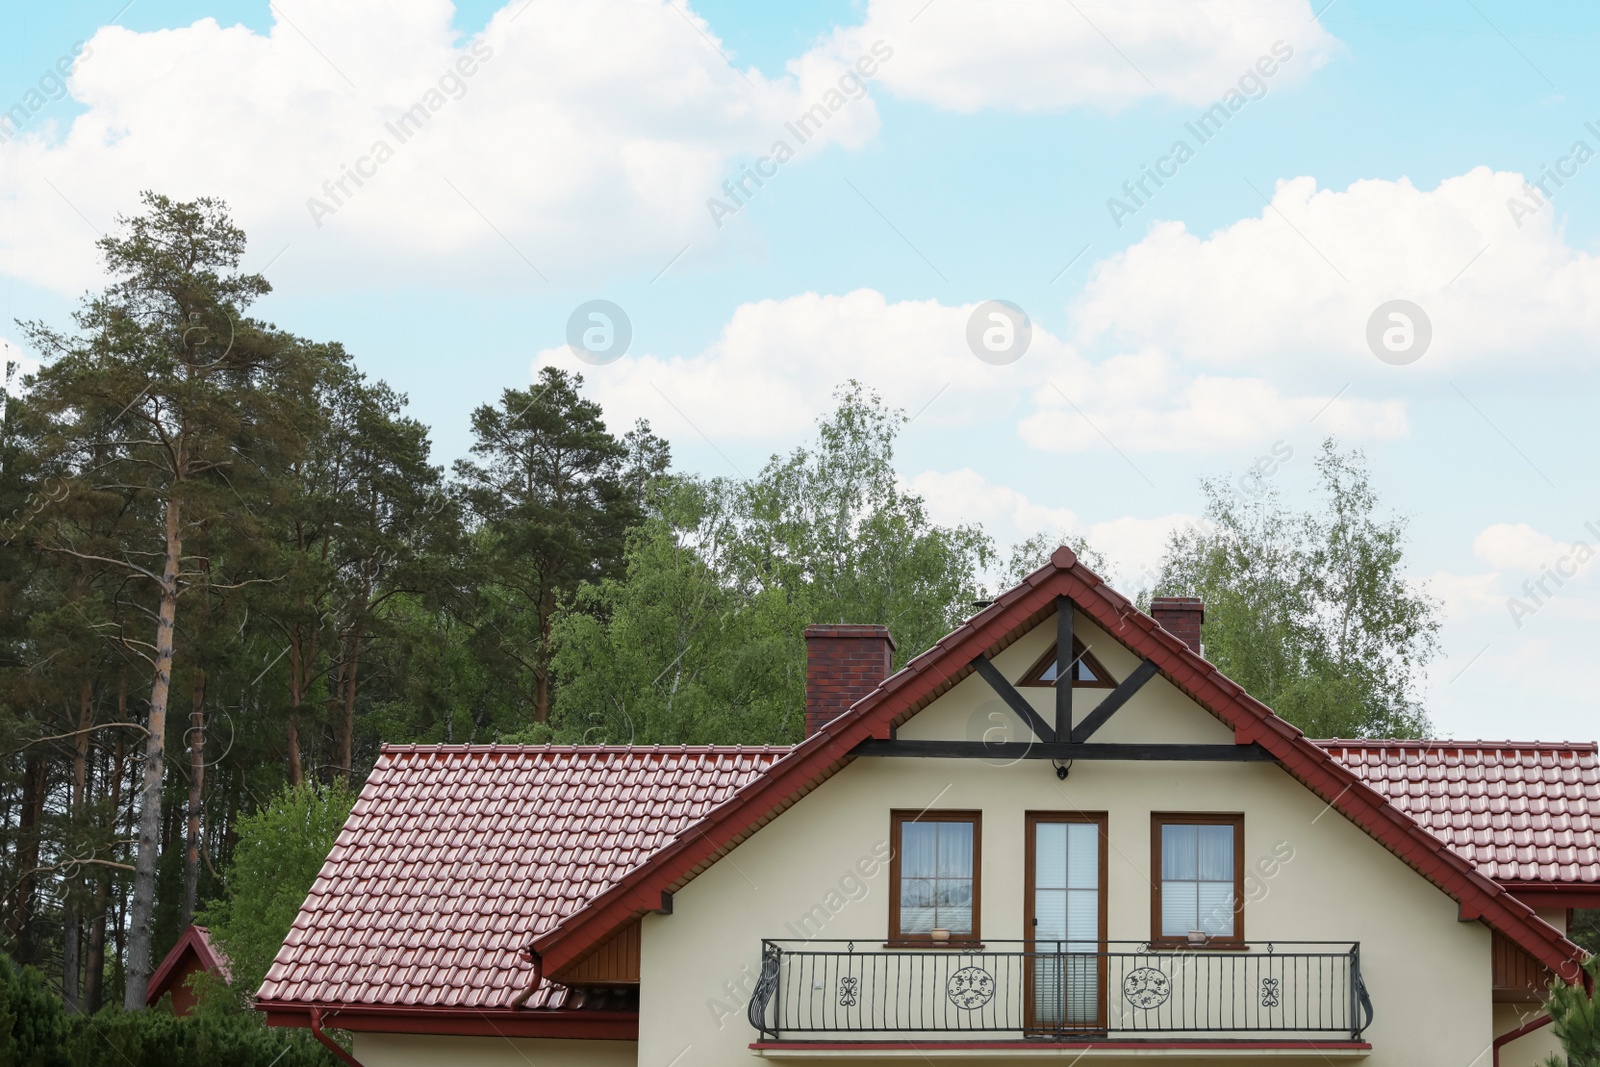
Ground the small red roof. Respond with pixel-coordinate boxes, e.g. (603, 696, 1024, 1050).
(256, 745, 785, 1011)
(1320, 740, 1600, 886)
(148, 924, 230, 1008)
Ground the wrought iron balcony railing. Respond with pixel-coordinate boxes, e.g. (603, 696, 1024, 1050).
(748, 940, 1373, 1041)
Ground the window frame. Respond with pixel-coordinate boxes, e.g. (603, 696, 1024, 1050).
(1017, 638, 1116, 689)
(1149, 812, 1246, 949)
(888, 809, 983, 947)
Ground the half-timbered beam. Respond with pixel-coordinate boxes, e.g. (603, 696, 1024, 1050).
(970, 654, 1055, 743)
(1055, 595, 1073, 741)
(851, 739, 1275, 761)
(1069, 659, 1159, 743)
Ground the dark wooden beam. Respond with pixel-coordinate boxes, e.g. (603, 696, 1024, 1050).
(970, 654, 1055, 743)
(851, 739, 1275, 762)
(1055, 595, 1073, 741)
(1069, 659, 1159, 743)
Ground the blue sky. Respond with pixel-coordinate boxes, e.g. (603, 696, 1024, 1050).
(2, 0, 1598, 741)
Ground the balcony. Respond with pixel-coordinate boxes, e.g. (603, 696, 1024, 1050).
(747, 940, 1373, 1052)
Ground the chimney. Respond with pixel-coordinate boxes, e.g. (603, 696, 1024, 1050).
(804, 625, 896, 737)
(1150, 597, 1204, 655)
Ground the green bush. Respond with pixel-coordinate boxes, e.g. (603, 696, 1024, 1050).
(0, 955, 336, 1067)
(0, 957, 68, 1067)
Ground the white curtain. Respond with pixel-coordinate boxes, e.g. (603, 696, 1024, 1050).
(899, 821, 973, 934)
(1159, 823, 1235, 938)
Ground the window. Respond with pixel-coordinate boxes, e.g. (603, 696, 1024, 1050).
(1151, 814, 1244, 945)
(1018, 639, 1115, 688)
(889, 810, 981, 944)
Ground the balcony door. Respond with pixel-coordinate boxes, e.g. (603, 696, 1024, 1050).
(1025, 812, 1107, 1033)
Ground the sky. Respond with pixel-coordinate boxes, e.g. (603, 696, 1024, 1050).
(1, 0, 1597, 743)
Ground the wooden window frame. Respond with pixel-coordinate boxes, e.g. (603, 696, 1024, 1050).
(888, 809, 982, 947)
(1024, 811, 1109, 1032)
(1149, 812, 1246, 949)
(1018, 639, 1116, 689)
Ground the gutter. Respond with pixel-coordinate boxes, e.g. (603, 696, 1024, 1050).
(1491, 1012, 1551, 1067)
(310, 1006, 365, 1067)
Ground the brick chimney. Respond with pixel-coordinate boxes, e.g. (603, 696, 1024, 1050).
(1149, 597, 1204, 654)
(804, 625, 896, 737)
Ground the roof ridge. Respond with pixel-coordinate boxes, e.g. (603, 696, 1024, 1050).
(1315, 739, 1599, 752)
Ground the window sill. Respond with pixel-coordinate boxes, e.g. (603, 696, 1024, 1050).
(882, 941, 986, 950)
(1145, 940, 1248, 952)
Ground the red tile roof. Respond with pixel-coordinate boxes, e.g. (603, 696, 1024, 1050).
(260, 550, 1594, 1027)
(1319, 740, 1600, 886)
(256, 745, 785, 1013)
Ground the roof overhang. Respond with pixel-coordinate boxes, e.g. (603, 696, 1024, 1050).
(1501, 882, 1600, 910)
(258, 1001, 638, 1040)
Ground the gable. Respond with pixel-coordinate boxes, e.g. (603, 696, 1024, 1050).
(896, 608, 1233, 747)
(526, 547, 1588, 989)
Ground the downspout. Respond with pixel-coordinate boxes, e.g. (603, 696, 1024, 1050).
(508, 948, 544, 1009)
(1491, 1012, 1551, 1067)
(310, 1006, 365, 1067)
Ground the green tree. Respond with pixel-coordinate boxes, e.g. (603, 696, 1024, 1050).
(21, 192, 320, 1006)
(453, 369, 653, 724)
(1544, 955, 1599, 1067)
(199, 782, 355, 999)
(549, 477, 797, 744)
(735, 381, 992, 665)
(550, 383, 993, 744)
(1151, 439, 1438, 738)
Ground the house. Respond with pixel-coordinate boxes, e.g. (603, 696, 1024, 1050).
(146, 923, 231, 1015)
(257, 548, 1596, 1066)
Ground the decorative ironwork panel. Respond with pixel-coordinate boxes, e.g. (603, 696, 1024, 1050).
(1121, 966, 1172, 1009)
(1260, 976, 1282, 1008)
(946, 966, 996, 1009)
(838, 976, 858, 1007)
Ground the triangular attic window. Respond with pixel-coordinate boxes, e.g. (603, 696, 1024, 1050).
(1018, 638, 1116, 689)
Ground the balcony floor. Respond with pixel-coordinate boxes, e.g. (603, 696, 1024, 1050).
(750, 1039, 1373, 1060)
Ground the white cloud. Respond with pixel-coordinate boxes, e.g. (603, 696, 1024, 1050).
(545, 289, 1037, 442)
(1074, 167, 1600, 377)
(1472, 522, 1574, 572)
(818, 0, 1336, 113)
(0, 0, 882, 294)
(902, 466, 1193, 593)
(905, 468, 1081, 541)
(1018, 350, 1406, 452)
(1424, 521, 1600, 628)
(546, 288, 1398, 456)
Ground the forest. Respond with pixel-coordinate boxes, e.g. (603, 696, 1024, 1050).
(0, 194, 1455, 1051)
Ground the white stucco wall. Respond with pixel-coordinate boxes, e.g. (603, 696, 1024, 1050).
(354, 1033, 638, 1066)
(635, 614, 1498, 1067)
